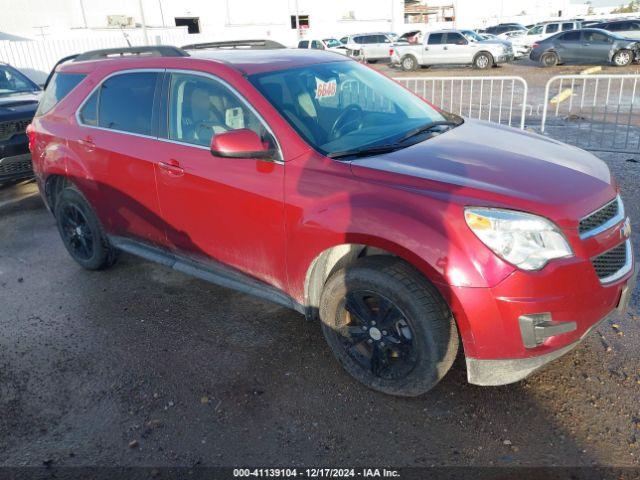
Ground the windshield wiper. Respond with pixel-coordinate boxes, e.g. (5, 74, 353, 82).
(328, 143, 404, 159)
(396, 120, 461, 144)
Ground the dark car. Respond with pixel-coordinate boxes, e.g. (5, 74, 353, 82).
(0, 63, 41, 184)
(591, 19, 640, 40)
(485, 23, 527, 35)
(530, 28, 640, 67)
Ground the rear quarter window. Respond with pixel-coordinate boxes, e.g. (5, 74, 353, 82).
(35, 72, 86, 116)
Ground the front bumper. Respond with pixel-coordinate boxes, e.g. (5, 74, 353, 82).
(465, 262, 637, 386)
(0, 134, 32, 182)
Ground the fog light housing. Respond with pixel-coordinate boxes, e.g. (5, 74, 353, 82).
(518, 313, 577, 349)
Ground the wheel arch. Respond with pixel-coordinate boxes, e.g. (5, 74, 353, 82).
(303, 238, 448, 322)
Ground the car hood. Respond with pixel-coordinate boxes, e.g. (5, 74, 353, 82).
(350, 119, 615, 222)
(0, 91, 41, 121)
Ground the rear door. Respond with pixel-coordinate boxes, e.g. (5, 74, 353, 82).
(424, 32, 446, 64)
(153, 70, 287, 289)
(71, 70, 167, 246)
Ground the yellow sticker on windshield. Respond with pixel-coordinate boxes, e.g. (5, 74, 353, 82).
(315, 78, 337, 99)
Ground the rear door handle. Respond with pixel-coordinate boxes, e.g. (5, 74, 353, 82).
(159, 159, 184, 177)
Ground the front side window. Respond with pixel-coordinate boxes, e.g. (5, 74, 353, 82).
(36, 72, 84, 116)
(584, 31, 609, 43)
(167, 72, 271, 149)
(311, 40, 324, 49)
(249, 60, 449, 157)
(445, 33, 466, 45)
(562, 22, 574, 31)
(96, 72, 158, 136)
(298, 40, 309, 48)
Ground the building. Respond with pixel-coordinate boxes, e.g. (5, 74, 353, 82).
(0, 0, 404, 45)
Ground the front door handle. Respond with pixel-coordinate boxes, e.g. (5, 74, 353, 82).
(159, 159, 184, 177)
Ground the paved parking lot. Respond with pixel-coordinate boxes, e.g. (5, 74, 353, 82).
(0, 144, 639, 468)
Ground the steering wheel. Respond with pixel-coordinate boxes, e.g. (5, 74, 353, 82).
(330, 105, 364, 140)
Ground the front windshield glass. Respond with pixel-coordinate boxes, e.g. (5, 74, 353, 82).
(323, 38, 342, 48)
(462, 30, 483, 42)
(0, 65, 38, 96)
(528, 25, 543, 35)
(249, 61, 448, 156)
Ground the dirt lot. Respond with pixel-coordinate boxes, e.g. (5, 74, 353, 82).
(0, 143, 639, 470)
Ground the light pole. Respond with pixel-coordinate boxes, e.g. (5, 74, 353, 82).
(138, 0, 149, 45)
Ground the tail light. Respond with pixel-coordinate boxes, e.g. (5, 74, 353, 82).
(26, 123, 36, 152)
(532, 43, 539, 49)
(389, 48, 394, 56)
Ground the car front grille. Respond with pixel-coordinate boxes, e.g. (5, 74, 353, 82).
(579, 197, 620, 236)
(591, 241, 629, 282)
(0, 159, 32, 177)
(0, 119, 31, 142)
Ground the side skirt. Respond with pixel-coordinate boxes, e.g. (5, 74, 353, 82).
(109, 236, 305, 315)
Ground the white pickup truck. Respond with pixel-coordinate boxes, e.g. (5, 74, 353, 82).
(391, 29, 514, 71)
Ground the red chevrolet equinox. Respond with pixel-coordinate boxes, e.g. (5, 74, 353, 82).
(29, 46, 637, 396)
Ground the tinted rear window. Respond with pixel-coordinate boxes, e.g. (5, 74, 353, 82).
(97, 72, 158, 136)
(36, 72, 86, 116)
(428, 33, 444, 45)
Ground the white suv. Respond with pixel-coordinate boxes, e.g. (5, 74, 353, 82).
(339, 33, 395, 62)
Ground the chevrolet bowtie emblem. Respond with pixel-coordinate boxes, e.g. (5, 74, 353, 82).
(621, 217, 632, 239)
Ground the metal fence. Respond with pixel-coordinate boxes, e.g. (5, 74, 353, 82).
(541, 74, 640, 153)
(394, 76, 528, 130)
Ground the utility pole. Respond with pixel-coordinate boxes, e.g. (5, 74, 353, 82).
(138, 0, 149, 45)
(294, 0, 300, 42)
(158, 0, 165, 27)
(79, 0, 88, 28)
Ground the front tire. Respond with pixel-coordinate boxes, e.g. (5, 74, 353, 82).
(54, 187, 118, 270)
(473, 52, 494, 69)
(613, 49, 632, 67)
(319, 256, 459, 397)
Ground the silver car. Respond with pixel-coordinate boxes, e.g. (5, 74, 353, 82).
(339, 32, 394, 62)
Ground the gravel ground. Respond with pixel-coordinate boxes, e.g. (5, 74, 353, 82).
(0, 144, 639, 470)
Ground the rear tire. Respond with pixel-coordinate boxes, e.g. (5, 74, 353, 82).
(401, 55, 418, 72)
(541, 51, 558, 67)
(319, 256, 459, 397)
(613, 49, 632, 67)
(473, 52, 494, 69)
(54, 187, 118, 270)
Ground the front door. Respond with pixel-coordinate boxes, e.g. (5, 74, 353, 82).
(442, 32, 473, 64)
(154, 71, 287, 290)
(581, 30, 613, 62)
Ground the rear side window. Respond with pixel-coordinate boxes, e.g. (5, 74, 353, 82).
(560, 30, 580, 41)
(96, 72, 159, 136)
(298, 40, 309, 48)
(36, 72, 86, 116)
(311, 40, 323, 49)
(79, 90, 98, 126)
(427, 33, 444, 45)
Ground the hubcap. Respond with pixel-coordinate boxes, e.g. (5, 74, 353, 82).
(616, 52, 629, 65)
(60, 204, 94, 261)
(335, 290, 418, 380)
(477, 56, 488, 68)
(403, 58, 413, 69)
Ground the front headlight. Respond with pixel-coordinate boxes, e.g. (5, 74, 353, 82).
(464, 208, 573, 271)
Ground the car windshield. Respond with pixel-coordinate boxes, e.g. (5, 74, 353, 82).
(528, 25, 544, 35)
(249, 61, 452, 157)
(323, 38, 342, 48)
(0, 65, 39, 96)
(462, 30, 484, 42)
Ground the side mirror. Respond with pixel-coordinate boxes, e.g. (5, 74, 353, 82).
(210, 129, 275, 159)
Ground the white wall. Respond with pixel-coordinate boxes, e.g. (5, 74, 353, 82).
(0, 0, 404, 45)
